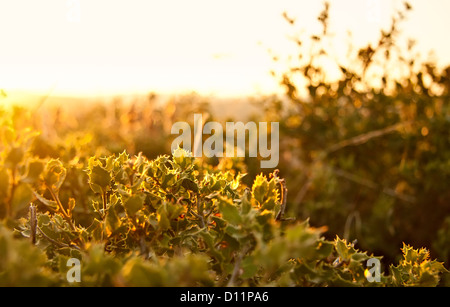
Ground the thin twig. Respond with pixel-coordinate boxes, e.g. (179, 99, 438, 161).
(270, 170, 294, 222)
(276, 180, 288, 221)
(37, 226, 74, 249)
(29, 203, 37, 245)
(46, 184, 76, 231)
(330, 167, 416, 203)
(324, 121, 412, 156)
(227, 245, 251, 287)
(293, 121, 413, 207)
(343, 211, 362, 241)
(292, 174, 315, 208)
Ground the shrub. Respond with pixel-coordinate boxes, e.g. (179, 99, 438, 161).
(0, 139, 447, 286)
(259, 1, 450, 265)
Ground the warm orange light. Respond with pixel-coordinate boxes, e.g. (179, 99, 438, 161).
(0, 1, 449, 101)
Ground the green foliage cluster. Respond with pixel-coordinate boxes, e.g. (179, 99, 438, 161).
(0, 113, 447, 286)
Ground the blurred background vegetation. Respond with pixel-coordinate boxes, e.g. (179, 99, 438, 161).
(1, 2, 449, 269)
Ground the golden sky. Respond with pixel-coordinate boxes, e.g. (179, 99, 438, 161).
(0, 0, 449, 100)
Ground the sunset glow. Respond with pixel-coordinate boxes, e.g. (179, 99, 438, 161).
(1, 0, 449, 101)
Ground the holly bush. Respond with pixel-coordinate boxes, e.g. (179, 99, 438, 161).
(0, 116, 448, 286)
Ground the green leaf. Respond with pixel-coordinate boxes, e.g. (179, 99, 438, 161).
(172, 147, 194, 169)
(117, 150, 130, 165)
(335, 236, 356, 262)
(181, 178, 198, 193)
(427, 260, 449, 273)
(122, 193, 146, 216)
(251, 174, 279, 209)
(157, 202, 184, 231)
(389, 264, 404, 286)
(219, 199, 242, 225)
(402, 243, 419, 263)
(87, 157, 111, 194)
(44, 159, 66, 191)
(351, 252, 370, 262)
(86, 218, 104, 241)
(252, 174, 269, 205)
(161, 172, 177, 190)
(33, 191, 57, 210)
